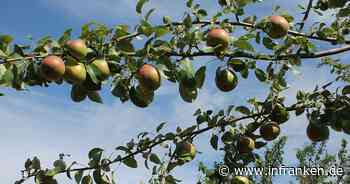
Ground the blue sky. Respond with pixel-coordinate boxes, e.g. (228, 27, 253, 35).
(0, 0, 348, 183)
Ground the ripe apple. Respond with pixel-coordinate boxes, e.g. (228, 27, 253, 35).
(215, 68, 238, 92)
(179, 82, 198, 103)
(207, 28, 230, 51)
(64, 59, 86, 84)
(70, 85, 87, 103)
(66, 39, 89, 59)
(40, 55, 65, 81)
(175, 141, 196, 162)
(270, 104, 289, 124)
(306, 123, 330, 142)
(137, 64, 161, 91)
(238, 136, 255, 154)
(129, 85, 154, 108)
(91, 59, 111, 80)
(260, 122, 281, 141)
(232, 176, 250, 184)
(266, 16, 289, 39)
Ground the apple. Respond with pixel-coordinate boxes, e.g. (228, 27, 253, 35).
(66, 39, 89, 59)
(232, 176, 250, 184)
(179, 82, 198, 103)
(270, 104, 289, 124)
(266, 16, 289, 39)
(175, 141, 196, 162)
(129, 85, 154, 108)
(137, 64, 161, 91)
(40, 55, 65, 81)
(238, 136, 255, 154)
(215, 68, 238, 92)
(70, 84, 87, 103)
(260, 122, 281, 141)
(207, 28, 230, 51)
(64, 59, 86, 84)
(306, 123, 330, 142)
(91, 59, 111, 80)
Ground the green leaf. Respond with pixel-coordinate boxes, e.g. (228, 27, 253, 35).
(210, 134, 219, 150)
(235, 106, 251, 115)
(177, 59, 196, 88)
(138, 20, 153, 37)
(163, 16, 172, 24)
(0, 35, 13, 45)
(179, 59, 195, 78)
(195, 66, 206, 89)
(184, 14, 192, 29)
(255, 68, 267, 82)
(87, 91, 103, 104)
(86, 65, 100, 84)
(233, 39, 254, 51)
(123, 157, 138, 168)
(154, 26, 169, 38)
(88, 148, 104, 162)
(197, 9, 208, 18)
(221, 131, 235, 144)
(111, 75, 129, 102)
(58, 29, 72, 46)
(342, 85, 350, 95)
(136, 0, 149, 14)
(149, 153, 161, 164)
(145, 8, 155, 21)
(32, 156, 41, 170)
(75, 170, 84, 184)
(156, 122, 166, 132)
(262, 37, 276, 50)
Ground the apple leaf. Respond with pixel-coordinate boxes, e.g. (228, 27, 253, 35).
(156, 122, 166, 132)
(210, 134, 219, 150)
(123, 157, 138, 168)
(235, 106, 251, 115)
(255, 68, 267, 82)
(88, 91, 103, 104)
(88, 148, 104, 161)
(136, 0, 150, 14)
(342, 85, 350, 95)
(149, 153, 161, 164)
(154, 26, 169, 38)
(86, 65, 100, 84)
(75, 170, 84, 184)
(195, 66, 206, 89)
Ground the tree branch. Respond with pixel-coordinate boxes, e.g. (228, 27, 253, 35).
(298, 0, 314, 32)
(167, 44, 350, 60)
